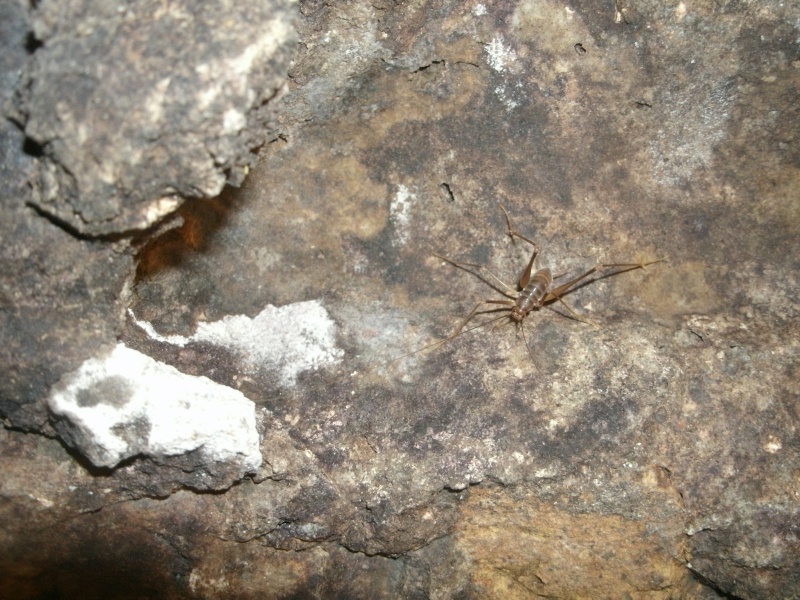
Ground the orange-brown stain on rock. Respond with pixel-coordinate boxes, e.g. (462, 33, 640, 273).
(252, 144, 389, 244)
(454, 487, 690, 599)
(633, 260, 722, 322)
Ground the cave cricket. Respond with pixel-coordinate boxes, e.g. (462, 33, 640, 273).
(387, 205, 665, 365)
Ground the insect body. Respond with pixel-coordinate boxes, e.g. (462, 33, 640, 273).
(392, 205, 664, 364)
(510, 266, 551, 322)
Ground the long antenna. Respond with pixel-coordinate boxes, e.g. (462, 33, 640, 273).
(378, 312, 510, 368)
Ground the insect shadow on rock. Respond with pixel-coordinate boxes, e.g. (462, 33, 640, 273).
(389, 205, 665, 367)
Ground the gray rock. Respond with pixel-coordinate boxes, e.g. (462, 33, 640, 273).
(1, 0, 798, 597)
(11, 0, 297, 235)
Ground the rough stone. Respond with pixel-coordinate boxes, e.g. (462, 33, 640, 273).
(0, 2, 134, 434)
(1, 0, 799, 598)
(129, 299, 343, 386)
(10, 0, 297, 235)
(47, 342, 262, 481)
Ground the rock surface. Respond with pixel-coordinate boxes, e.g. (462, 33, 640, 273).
(11, 0, 296, 235)
(48, 342, 262, 484)
(2, 0, 799, 598)
(0, 0, 134, 435)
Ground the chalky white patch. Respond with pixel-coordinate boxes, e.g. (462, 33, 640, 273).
(390, 184, 415, 245)
(473, 3, 487, 17)
(485, 36, 516, 72)
(48, 343, 261, 471)
(130, 299, 343, 386)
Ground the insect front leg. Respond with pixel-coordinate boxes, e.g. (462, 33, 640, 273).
(449, 300, 515, 339)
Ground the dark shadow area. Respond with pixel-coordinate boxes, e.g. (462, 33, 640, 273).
(24, 30, 42, 54)
(0, 526, 192, 600)
(21, 135, 45, 158)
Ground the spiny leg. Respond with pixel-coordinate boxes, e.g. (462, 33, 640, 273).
(554, 296, 600, 327)
(450, 299, 515, 339)
(544, 257, 665, 303)
(499, 205, 540, 251)
(540, 257, 664, 325)
(418, 299, 514, 357)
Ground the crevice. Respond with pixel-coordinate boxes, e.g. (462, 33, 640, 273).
(411, 59, 445, 73)
(688, 567, 747, 600)
(439, 182, 456, 203)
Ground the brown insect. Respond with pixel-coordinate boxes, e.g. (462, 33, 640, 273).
(392, 205, 664, 364)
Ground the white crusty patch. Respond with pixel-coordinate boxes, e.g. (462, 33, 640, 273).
(390, 184, 415, 246)
(130, 299, 344, 386)
(484, 36, 516, 72)
(47, 343, 262, 471)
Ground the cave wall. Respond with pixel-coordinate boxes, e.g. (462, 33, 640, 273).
(2, 0, 799, 598)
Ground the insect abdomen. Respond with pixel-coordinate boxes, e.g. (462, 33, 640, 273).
(517, 268, 552, 314)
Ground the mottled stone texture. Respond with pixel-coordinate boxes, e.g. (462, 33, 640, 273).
(2, 0, 799, 598)
(0, 0, 133, 434)
(11, 0, 296, 235)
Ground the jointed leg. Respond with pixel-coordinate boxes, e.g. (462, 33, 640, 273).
(499, 205, 540, 251)
(544, 258, 664, 302)
(448, 299, 515, 340)
(381, 301, 512, 365)
(434, 253, 517, 298)
(555, 296, 599, 327)
(544, 265, 604, 302)
(499, 205, 541, 289)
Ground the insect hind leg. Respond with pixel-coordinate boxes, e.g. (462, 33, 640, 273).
(434, 253, 517, 297)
